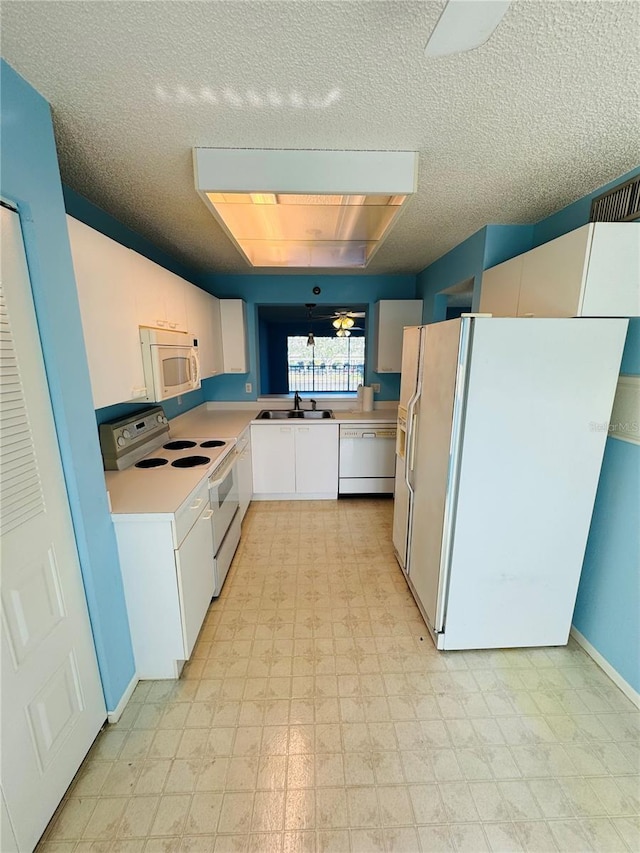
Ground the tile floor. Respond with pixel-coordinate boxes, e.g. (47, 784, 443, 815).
(39, 500, 639, 852)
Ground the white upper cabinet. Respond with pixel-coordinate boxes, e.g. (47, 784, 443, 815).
(185, 286, 223, 379)
(480, 223, 640, 318)
(220, 299, 249, 374)
(374, 300, 423, 373)
(130, 252, 188, 332)
(67, 216, 146, 408)
(478, 255, 524, 318)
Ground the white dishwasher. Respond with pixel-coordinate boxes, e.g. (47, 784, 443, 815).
(339, 424, 397, 495)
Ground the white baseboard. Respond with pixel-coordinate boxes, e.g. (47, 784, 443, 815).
(570, 627, 639, 709)
(107, 673, 138, 723)
(251, 493, 337, 501)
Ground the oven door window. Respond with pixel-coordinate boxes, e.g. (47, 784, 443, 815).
(216, 469, 234, 510)
(162, 355, 192, 388)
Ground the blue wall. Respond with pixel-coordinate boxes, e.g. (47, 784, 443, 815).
(415, 224, 535, 321)
(0, 61, 135, 711)
(199, 273, 417, 401)
(532, 166, 640, 247)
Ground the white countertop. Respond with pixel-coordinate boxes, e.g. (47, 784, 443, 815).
(170, 407, 259, 440)
(106, 403, 398, 517)
(170, 403, 398, 437)
(106, 442, 235, 518)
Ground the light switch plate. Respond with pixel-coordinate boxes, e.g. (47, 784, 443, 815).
(371, 383, 381, 393)
(245, 383, 252, 394)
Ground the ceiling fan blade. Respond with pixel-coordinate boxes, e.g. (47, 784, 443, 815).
(425, 0, 511, 57)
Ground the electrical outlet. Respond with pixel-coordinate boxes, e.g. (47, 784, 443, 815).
(177, 395, 183, 405)
(245, 382, 252, 394)
(371, 383, 381, 393)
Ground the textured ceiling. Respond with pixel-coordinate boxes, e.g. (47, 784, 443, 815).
(2, 0, 639, 275)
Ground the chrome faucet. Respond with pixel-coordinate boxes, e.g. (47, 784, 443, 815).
(293, 391, 302, 410)
(310, 399, 317, 410)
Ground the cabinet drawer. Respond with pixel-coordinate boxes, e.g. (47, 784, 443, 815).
(174, 479, 210, 547)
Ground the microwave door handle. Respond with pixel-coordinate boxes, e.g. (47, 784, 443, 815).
(192, 353, 200, 385)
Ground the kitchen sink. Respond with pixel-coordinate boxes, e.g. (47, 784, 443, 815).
(257, 409, 333, 420)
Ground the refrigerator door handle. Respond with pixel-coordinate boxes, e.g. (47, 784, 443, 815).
(433, 317, 473, 633)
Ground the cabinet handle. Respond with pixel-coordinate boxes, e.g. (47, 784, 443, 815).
(156, 319, 167, 327)
(202, 509, 214, 521)
(280, 427, 292, 433)
(130, 387, 147, 398)
(190, 497, 203, 510)
(169, 322, 178, 329)
(523, 313, 535, 318)
(297, 426, 310, 433)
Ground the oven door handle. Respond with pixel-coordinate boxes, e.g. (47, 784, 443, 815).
(208, 449, 238, 489)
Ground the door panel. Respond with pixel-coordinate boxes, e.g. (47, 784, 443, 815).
(407, 319, 462, 629)
(1, 207, 106, 851)
(398, 326, 421, 410)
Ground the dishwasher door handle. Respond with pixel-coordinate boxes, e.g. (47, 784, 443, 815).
(361, 432, 377, 438)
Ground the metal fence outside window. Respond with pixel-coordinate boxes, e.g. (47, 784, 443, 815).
(288, 362, 365, 392)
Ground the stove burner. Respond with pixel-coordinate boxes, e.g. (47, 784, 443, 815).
(163, 440, 197, 450)
(171, 455, 211, 469)
(135, 458, 168, 468)
(199, 440, 226, 448)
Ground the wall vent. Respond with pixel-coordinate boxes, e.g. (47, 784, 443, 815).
(589, 174, 640, 223)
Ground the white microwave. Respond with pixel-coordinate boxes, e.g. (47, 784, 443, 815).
(138, 327, 200, 402)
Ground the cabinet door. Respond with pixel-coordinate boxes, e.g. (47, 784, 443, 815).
(582, 223, 640, 317)
(479, 256, 523, 317)
(67, 216, 146, 407)
(162, 269, 188, 331)
(251, 425, 295, 494)
(186, 285, 215, 378)
(220, 299, 249, 373)
(518, 225, 591, 317)
(295, 424, 339, 495)
(130, 250, 168, 330)
(175, 504, 215, 658)
(375, 300, 423, 372)
(210, 294, 224, 376)
(131, 252, 188, 331)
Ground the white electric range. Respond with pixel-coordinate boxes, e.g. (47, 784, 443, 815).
(99, 407, 241, 678)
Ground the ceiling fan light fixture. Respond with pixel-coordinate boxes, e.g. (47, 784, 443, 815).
(336, 328, 351, 337)
(306, 331, 315, 347)
(194, 149, 418, 269)
(332, 315, 356, 330)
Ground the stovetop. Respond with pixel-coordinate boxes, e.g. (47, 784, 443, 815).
(101, 408, 235, 515)
(134, 439, 230, 470)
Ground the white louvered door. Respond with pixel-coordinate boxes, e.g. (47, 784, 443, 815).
(0, 206, 106, 852)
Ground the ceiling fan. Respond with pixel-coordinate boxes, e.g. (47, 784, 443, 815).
(315, 309, 366, 336)
(425, 0, 512, 57)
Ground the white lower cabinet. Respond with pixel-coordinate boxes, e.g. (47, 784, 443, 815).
(251, 423, 339, 499)
(112, 480, 215, 678)
(175, 502, 215, 658)
(237, 428, 253, 520)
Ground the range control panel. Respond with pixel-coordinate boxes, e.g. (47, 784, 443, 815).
(99, 406, 170, 469)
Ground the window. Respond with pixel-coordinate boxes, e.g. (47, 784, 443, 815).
(287, 336, 365, 392)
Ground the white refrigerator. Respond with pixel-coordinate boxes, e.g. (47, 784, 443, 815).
(392, 316, 628, 650)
